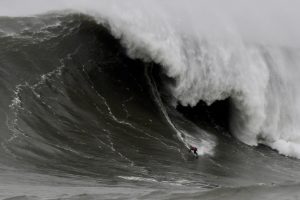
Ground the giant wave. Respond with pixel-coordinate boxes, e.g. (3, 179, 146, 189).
(75, 1, 300, 158)
(1, 1, 300, 199)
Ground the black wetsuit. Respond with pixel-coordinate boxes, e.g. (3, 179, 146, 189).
(189, 146, 198, 157)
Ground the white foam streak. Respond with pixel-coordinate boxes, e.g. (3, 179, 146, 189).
(2, 0, 300, 158)
(85, 2, 300, 158)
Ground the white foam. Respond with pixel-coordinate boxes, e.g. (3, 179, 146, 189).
(2, 0, 300, 158)
(118, 176, 158, 183)
(83, 2, 300, 159)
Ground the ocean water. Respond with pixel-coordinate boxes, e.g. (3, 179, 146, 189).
(1, 1, 300, 199)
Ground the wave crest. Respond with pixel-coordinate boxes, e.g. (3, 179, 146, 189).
(87, 6, 300, 158)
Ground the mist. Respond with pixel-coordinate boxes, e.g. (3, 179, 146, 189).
(0, 0, 299, 47)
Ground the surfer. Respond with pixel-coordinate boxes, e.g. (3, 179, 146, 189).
(189, 146, 198, 158)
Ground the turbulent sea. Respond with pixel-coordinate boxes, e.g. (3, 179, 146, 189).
(1, 2, 300, 199)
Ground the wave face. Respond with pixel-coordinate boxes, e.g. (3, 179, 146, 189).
(0, 2, 300, 199)
(88, 3, 300, 158)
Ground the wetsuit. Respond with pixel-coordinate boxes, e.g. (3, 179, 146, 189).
(189, 146, 198, 157)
